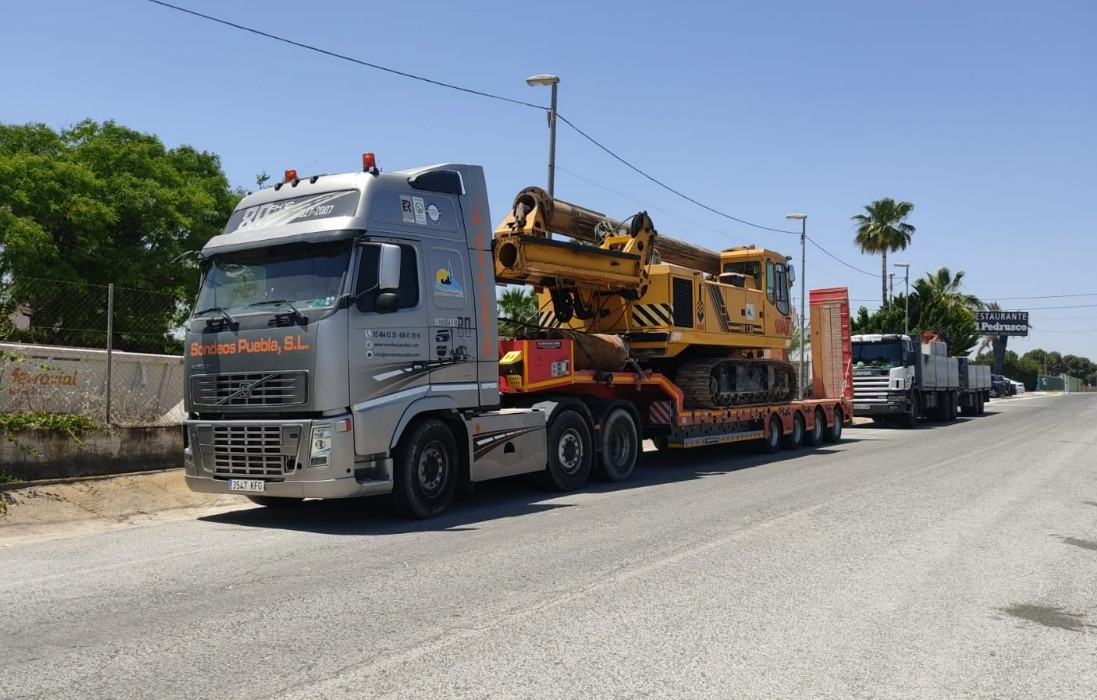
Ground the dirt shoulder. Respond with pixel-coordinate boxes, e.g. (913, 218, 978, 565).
(0, 470, 251, 547)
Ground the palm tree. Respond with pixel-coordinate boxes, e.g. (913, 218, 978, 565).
(913, 267, 981, 311)
(497, 287, 538, 337)
(852, 199, 916, 307)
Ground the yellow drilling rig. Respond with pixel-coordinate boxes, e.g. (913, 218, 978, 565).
(493, 187, 799, 409)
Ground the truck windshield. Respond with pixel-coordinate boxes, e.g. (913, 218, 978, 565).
(852, 341, 903, 369)
(194, 239, 351, 317)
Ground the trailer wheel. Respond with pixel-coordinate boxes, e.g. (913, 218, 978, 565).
(806, 408, 826, 446)
(545, 409, 593, 491)
(977, 394, 986, 415)
(394, 419, 458, 519)
(947, 393, 958, 422)
(825, 406, 844, 443)
(598, 407, 639, 482)
(783, 413, 805, 449)
(246, 496, 305, 508)
(763, 414, 782, 453)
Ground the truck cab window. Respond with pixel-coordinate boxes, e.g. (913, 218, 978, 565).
(766, 261, 775, 302)
(774, 263, 790, 316)
(721, 261, 761, 290)
(355, 243, 420, 312)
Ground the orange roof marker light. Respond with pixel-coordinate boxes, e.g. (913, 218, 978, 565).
(363, 152, 380, 175)
(284, 169, 298, 183)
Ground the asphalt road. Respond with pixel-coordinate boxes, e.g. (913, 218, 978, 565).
(3, 394, 1097, 699)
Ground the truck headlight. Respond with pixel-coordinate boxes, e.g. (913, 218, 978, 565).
(310, 424, 332, 468)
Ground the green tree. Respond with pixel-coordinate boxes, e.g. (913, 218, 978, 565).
(0, 120, 242, 352)
(851, 267, 979, 356)
(852, 198, 916, 308)
(497, 287, 538, 337)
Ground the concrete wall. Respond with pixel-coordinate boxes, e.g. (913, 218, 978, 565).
(0, 342, 183, 424)
(0, 426, 182, 481)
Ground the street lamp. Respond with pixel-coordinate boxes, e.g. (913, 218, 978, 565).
(894, 262, 910, 334)
(786, 213, 807, 399)
(526, 74, 560, 198)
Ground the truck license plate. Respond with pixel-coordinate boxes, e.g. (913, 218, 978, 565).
(229, 479, 265, 493)
(854, 403, 870, 411)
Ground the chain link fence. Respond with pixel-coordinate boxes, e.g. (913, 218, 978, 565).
(0, 277, 187, 426)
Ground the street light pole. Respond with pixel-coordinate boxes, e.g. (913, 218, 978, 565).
(894, 263, 910, 334)
(786, 213, 807, 400)
(526, 74, 560, 197)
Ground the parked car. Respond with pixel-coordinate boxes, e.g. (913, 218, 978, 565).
(1008, 378, 1025, 395)
(991, 374, 1014, 398)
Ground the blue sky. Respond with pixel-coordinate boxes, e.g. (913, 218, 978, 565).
(3, 0, 1095, 357)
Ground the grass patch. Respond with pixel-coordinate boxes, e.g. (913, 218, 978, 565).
(0, 411, 100, 442)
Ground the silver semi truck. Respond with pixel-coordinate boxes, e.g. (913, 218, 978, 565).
(183, 160, 557, 517)
(850, 333, 989, 428)
(183, 157, 851, 517)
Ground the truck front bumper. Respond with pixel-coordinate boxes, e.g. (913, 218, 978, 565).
(851, 400, 909, 416)
(183, 415, 394, 500)
(184, 471, 393, 499)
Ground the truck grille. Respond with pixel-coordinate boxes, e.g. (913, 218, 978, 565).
(209, 425, 294, 477)
(852, 375, 890, 403)
(191, 371, 308, 407)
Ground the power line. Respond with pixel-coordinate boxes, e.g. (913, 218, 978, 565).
(982, 293, 1097, 301)
(144, 1, 808, 241)
(806, 237, 877, 277)
(142, 0, 543, 110)
(556, 167, 747, 245)
(555, 115, 800, 236)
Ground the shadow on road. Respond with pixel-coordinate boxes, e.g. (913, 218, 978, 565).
(198, 438, 858, 536)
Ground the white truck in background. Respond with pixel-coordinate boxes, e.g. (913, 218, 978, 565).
(851, 332, 990, 428)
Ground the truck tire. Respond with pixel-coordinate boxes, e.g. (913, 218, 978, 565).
(545, 409, 593, 491)
(763, 414, 782, 453)
(246, 496, 305, 507)
(902, 395, 920, 429)
(947, 393, 958, 422)
(977, 394, 986, 415)
(825, 406, 844, 443)
(783, 412, 805, 449)
(598, 407, 640, 482)
(806, 408, 826, 446)
(394, 419, 458, 519)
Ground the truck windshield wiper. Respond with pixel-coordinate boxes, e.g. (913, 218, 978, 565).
(194, 306, 238, 325)
(246, 299, 307, 322)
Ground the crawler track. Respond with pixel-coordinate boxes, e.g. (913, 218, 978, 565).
(675, 358, 799, 409)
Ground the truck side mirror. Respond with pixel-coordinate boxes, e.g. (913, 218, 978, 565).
(787, 263, 796, 284)
(375, 292, 399, 314)
(378, 243, 401, 291)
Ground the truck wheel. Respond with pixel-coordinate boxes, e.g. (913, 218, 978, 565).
(902, 395, 920, 429)
(783, 413, 805, 449)
(948, 393, 958, 421)
(978, 395, 986, 415)
(806, 408, 826, 446)
(545, 409, 593, 491)
(825, 406, 844, 443)
(598, 407, 639, 482)
(763, 414, 782, 453)
(394, 419, 458, 518)
(246, 496, 305, 507)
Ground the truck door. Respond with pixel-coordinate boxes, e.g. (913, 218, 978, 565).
(424, 246, 480, 408)
(347, 239, 428, 413)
